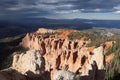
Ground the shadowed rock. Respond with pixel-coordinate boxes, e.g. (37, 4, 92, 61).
(0, 68, 27, 80)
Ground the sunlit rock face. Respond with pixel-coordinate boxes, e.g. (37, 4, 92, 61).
(53, 70, 75, 80)
(0, 50, 46, 80)
(92, 46, 105, 69)
(19, 28, 106, 80)
(36, 28, 55, 34)
(0, 28, 106, 80)
(12, 50, 45, 77)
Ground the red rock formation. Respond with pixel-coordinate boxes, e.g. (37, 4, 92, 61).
(106, 53, 115, 64)
(57, 29, 77, 39)
(19, 28, 105, 80)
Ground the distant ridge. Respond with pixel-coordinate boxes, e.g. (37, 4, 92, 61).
(0, 18, 120, 38)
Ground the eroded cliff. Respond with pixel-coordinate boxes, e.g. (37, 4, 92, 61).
(0, 28, 106, 80)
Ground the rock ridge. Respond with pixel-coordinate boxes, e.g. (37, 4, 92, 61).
(0, 28, 106, 80)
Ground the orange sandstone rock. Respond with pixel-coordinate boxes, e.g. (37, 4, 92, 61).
(19, 28, 105, 80)
(106, 53, 115, 64)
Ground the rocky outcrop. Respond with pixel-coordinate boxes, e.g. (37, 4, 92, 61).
(0, 50, 46, 80)
(57, 29, 77, 39)
(106, 53, 114, 64)
(12, 50, 45, 78)
(79, 46, 105, 80)
(0, 28, 106, 80)
(91, 46, 105, 69)
(53, 70, 75, 80)
(19, 28, 106, 80)
(37, 28, 55, 34)
(0, 50, 47, 80)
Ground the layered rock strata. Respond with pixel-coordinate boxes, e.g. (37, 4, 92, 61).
(0, 28, 106, 80)
(19, 28, 105, 80)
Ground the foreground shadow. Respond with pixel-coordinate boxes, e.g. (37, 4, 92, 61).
(80, 61, 105, 80)
(80, 70, 106, 80)
(25, 70, 51, 80)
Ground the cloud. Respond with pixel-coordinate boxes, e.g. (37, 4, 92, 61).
(0, 0, 120, 19)
(55, 9, 80, 14)
(114, 6, 120, 9)
(55, 11, 71, 14)
(7, 7, 23, 11)
(115, 11, 120, 14)
(94, 9, 101, 12)
(2, 0, 120, 11)
(72, 9, 80, 13)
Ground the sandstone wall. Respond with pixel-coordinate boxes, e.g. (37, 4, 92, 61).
(0, 28, 106, 80)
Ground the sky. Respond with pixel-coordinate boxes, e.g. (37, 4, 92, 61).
(0, 0, 120, 20)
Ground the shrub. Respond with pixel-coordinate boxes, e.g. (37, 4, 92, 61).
(105, 48, 120, 80)
(68, 32, 84, 40)
(105, 37, 120, 80)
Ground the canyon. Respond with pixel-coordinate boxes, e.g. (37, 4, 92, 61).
(0, 28, 113, 80)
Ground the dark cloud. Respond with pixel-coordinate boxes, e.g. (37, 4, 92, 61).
(0, 0, 120, 19)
